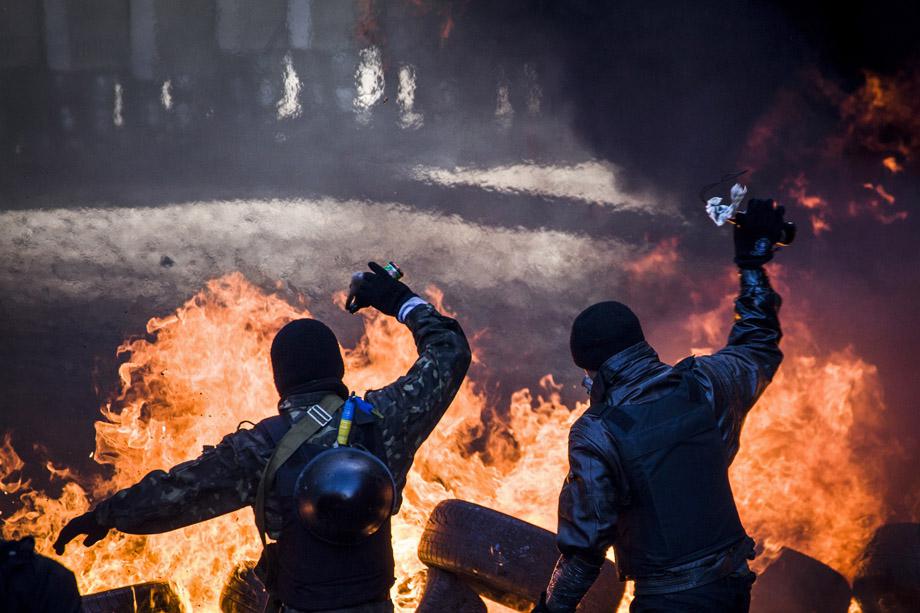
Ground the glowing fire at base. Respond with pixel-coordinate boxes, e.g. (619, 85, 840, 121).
(0, 273, 887, 611)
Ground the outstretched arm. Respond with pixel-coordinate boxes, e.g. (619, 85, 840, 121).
(55, 426, 273, 552)
(345, 262, 471, 490)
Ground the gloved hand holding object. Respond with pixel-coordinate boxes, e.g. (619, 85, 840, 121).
(700, 172, 796, 269)
(733, 198, 796, 268)
(53, 510, 110, 554)
(345, 261, 417, 316)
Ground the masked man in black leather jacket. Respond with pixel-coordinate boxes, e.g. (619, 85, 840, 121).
(53, 263, 471, 613)
(1, 537, 82, 613)
(535, 200, 791, 612)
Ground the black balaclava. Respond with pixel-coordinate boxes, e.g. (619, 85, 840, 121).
(570, 301, 645, 371)
(270, 319, 348, 399)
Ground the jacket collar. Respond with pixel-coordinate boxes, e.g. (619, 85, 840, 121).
(595, 341, 665, 405)
(278, 390, 346, 414)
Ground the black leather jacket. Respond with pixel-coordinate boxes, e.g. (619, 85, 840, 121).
(543, 267, 783, 612)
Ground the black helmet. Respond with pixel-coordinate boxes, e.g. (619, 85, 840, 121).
(294, 447, 396, 545)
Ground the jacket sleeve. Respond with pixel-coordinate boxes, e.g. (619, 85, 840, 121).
(365, 303, 471, 490)
(693, 267, 783, 462)
(93, 426, 274, 534)
(545, 417, 625, 612)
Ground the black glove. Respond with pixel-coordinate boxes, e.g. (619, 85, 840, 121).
(733, 198, 796, 269)
(345, 261, 417, 317)
(531, 592, 552, 613)
(53, 511, 110, 554)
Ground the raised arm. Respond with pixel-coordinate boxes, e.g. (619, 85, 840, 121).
(539, 417, 626, 613)
(54, 426, 273, 552)
(366, 303, 471, 488)
(693, 198, 789, 461)
(345, 262, 471, 489)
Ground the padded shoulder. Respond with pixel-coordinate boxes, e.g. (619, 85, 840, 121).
(253, 414, 290, 445)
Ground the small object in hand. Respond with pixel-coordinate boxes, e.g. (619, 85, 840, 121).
(382, 261, 403, 280)
(706, 182, 748, 226)
(699, 169, 749, 226)
(345, 261, 410, 314)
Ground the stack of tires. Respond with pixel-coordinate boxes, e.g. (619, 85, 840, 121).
(217, 499, 624, 612)
(749, 523, 920, 613)
(83, 518, 920, 612)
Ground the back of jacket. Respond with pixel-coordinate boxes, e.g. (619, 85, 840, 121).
(588, 365, 746, 578)
(255, 407, 395, 610)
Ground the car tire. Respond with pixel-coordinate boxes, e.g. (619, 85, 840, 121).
(750, 547, 851, 613)
(418, 499, 624, 611)
(417, 567, 488, 613)
(854, 523, 920, 613)
(219, 560, 269, 613)
(81, 581, 184, 613)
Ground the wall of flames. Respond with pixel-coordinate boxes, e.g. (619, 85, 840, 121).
(0, 271, 888, 611)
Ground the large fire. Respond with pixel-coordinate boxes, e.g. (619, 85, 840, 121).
(1, 272, 887, 611)
(741, 68, 917, 237)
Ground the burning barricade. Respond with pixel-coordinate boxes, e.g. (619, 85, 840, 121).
(0, 273, 909, 611)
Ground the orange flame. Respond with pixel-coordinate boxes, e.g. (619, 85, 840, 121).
(783, 173, 831, 235)
(625, 237, 680, 279)
(731, 350, 886, 576)
(440, 13, 455, 42)
(1, 272, 888, 609)
(0, 433, 28, 495)
(689, 274, 887, 579)
(882, 156, 902, 173)
(839, 71, 920, 162)
(741, 68, 916, 235)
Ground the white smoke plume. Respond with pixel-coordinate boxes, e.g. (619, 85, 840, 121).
(0, 198, 642, 308)
(409, 161, 665, 213)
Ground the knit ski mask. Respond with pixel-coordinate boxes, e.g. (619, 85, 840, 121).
(270, 319, 347, 399)
(570, 301, 645, 372)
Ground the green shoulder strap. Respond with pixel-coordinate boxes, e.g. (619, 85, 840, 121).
(254, 394, 345, 546)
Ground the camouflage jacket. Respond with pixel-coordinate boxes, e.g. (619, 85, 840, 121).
(94, 304, 471, 537)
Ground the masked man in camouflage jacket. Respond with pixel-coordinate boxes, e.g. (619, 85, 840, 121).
(54, 262, 471, 613)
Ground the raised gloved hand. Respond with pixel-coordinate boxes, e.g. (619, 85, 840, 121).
(733, 198, 796, 269)
(53, 510, 110, 554)
(345, 261, 417, 317)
